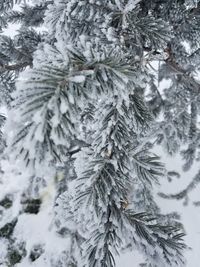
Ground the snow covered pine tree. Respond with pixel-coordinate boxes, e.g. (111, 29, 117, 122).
(3, 0, 199, 266)
(144, 1, 200, 204)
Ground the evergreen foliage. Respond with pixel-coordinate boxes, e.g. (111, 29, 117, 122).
(1, 0, 200, 266)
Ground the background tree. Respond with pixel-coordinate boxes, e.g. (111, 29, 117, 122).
(142, 0, 200, 203)
(0, 1, 55, 266)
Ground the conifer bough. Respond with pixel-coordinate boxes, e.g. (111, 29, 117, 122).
(1, 0, 200, 266)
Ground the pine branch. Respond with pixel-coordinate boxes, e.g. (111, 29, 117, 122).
(158, 170, 200, 201)
(0, 61, 31, 71)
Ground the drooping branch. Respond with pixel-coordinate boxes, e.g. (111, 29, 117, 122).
(158, 170, 200, 201)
